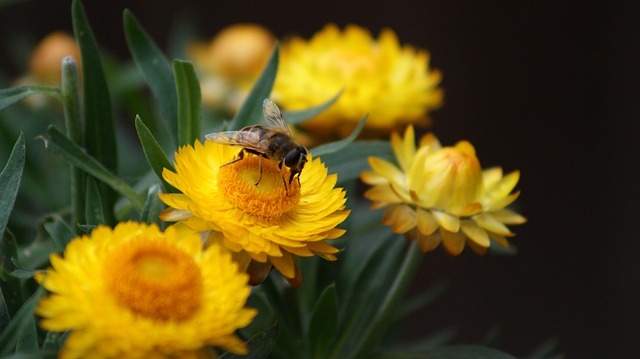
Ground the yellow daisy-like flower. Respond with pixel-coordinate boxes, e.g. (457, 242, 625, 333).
(361, 126, 526, 255)
(36, 222, 256, 358)
(159, 140, 349, 287)
(273, 24, 443, 139)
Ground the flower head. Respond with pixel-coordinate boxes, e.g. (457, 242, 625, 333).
(361, 126, 526, 255)
(159, 140, 350, 287)
(189, 24, 275, 110)
(28, 31, 80, 85)
(273, 24, 443, 139)
(36, 222, 256, 358)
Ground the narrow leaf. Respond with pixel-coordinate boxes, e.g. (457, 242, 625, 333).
(0, 86, 61, 111)
(282, 90, 342, 125)
(41, 126, 144, 213)
(134, 116, 177, 193)
(15, 316, 38, 351)
(43, 215, 76, 251)
(220, 321, 280, 359)
(173, 60, 202, 146)
(320, 140, 393, 183)
(0, 287, 43, 355)
(0, 133, 25, 239)
(140, 185, 163, 225)
(307, 284, 338, 358)
(124, 9, 177, 141)
(310, 114, 368, 157)
(230, 44, 279, 130)
(72, 0, 118, 224)
(84, 177, 106, 226)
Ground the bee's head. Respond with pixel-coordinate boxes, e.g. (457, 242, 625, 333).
(285, 146, 308, 183)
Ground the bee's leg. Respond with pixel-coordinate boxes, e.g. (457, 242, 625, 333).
(278, 161, 289, 195)
(255, 157, 263, 186)
(221, 150, 245, 168)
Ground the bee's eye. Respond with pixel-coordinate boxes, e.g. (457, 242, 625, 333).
(285, 147, 307, 167)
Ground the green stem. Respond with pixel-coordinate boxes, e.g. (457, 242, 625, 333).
(340, 240, 423, 359)
(61, 56, 85, 230)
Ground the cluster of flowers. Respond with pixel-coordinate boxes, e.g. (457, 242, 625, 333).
(29, 23, 524, 358)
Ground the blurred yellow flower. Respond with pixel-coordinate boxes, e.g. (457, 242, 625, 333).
(188, 24, 275, 110)
(273, 24, 443, 139)
(361, 126, 526, 255)
(159, 140, 350, 287)
(36, 222, 256, 358)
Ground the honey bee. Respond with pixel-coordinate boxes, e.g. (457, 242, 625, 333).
(205, 99, 308, 194)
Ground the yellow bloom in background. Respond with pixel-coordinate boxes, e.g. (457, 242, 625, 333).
(361, 126, 526, 255)
(159, 140, 350, 287)
(36, 222, 256, 358)
(273, 24, 443, 139)
(27, 31, 81, 85)
(188, 24, 276, 110)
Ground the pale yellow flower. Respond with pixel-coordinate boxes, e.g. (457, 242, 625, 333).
(361, 126, 526, 254)
(36, 222, 256, 358)
(159, 140, 350, 287)
(273, 24, 443, 139)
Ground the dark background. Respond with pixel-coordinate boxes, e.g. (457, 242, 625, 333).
(1, 1, 639, 358)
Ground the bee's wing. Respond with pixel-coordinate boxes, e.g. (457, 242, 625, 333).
(205, 130, 266, 152)
(263, 99, 292, 136)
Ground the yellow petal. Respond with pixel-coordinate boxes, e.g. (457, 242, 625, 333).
(460, 220, 490, 248)
(491, 208, 527, 225)
(364, 184, 403, 204)
(391, 125, 416, 172)
(432, 210, 460, 233)
(368, 157, 405, 188)
(473, 213, 514, 236)
(269, 251, 295, 279)
(440, 228, 466, 255)
(416, 208, 439, 236)
(467, 240, 488, 255)
(382, 204, 416, 233)
(488, 232, 510, 247)
(482, 167, 503, 188)
(416, 231, 441, 253)
(360, 170, 388, 186)
(418, 132, 441, 151)
(485, 191, 521, 211)
(484, 170, 520, 202)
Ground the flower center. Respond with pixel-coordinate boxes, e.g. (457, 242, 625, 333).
(218, 156, 301, 218)
(105, 239, 203, 321)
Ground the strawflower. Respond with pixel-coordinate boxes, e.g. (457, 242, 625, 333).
(36, 222, 256, 358)
(361, 126, 526, 254)
(159, 140, 350, 287)
(273, 24, 443, 139)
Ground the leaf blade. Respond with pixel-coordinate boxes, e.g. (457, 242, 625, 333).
(134, 116, 177, 193)
(0, 87, 61, 111)
(0, 134, 25, 240)
(310, 114, 368, 157)
(173, 60, 202, 146)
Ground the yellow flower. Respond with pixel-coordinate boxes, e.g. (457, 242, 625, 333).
(188, 24, 275, 110)
(273, 24, 443, 139)
(361, 126, 526, 255)
(159, 140, 350, 287)
(36, 222, 256, 358)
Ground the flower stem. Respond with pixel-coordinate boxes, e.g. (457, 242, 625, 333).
(61, 56, 85, 231)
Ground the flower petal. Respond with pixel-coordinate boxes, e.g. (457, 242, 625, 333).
(382, 204, 417, 234)
(432, 210, 460, 233)
(416, 208, 439, 236)
(473, 213, 514, 236)
(440, 228, 466, 255)
(460, 220, 490, 248)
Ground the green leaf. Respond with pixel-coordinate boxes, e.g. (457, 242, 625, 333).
(0, 86, 61, 111)
(320, 140, 393, 183)
(0, 287, 43, 355)
(0, 133, 25, 240)
(230, 44, 279, 130)
(220, 321, 280, 359)
(84, 177, 105, 226)
(0, 350, 58, 359)
(134, 116, 177, 193)
(41, 126, 145, 213)
(124, 9, 177, 142)
(307, 284, 338, 359)
(15, 315, 38, 352)
(42, 331, 65, 350)
(140, 185, 163, 225)
(282, 91, 342, 125)
(310, 114, 367, 157)
(72, 0, 118, 225)
(43, 215, 75, 252)
(173, 60, 202, 147)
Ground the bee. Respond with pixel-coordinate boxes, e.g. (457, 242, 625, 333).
(205, 99, 308, 194)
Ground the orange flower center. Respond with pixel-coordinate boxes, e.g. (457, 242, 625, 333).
(105, 239, 203, 321)
(218, 156, 301, 218)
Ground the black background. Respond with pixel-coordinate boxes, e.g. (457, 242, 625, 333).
(1, 1, 639, 358)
